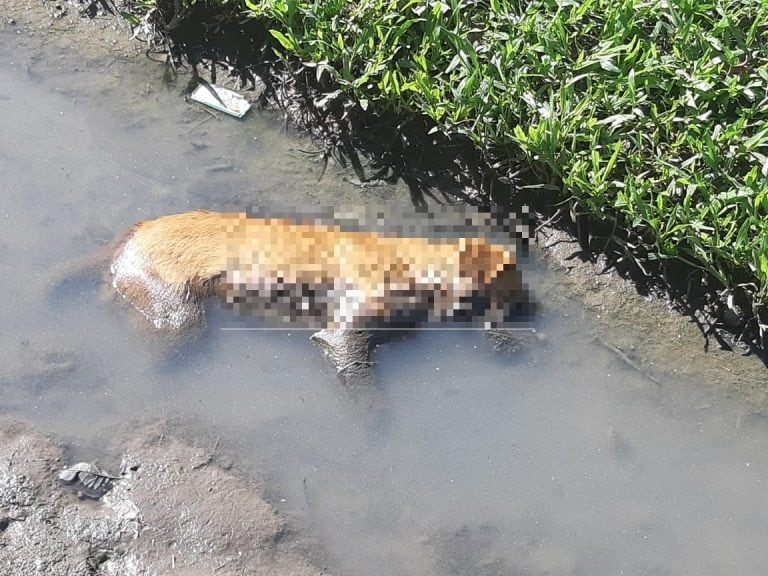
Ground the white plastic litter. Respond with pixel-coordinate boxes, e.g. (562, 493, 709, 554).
(190, 84, 251, 118)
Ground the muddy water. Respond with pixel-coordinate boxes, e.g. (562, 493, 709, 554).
(2, 26, 768, 576)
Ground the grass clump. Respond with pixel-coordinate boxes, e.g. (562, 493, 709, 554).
(238, 0, 768, 341)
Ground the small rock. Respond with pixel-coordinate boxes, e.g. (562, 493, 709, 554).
(7, 18, 16, 25)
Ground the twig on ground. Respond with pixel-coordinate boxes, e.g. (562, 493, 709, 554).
(590, 335, 660, 385)
(191, 437, 220, 470)
(535, 207, 563, 233)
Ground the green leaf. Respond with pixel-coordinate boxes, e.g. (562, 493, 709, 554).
(270, 29, 297, 52)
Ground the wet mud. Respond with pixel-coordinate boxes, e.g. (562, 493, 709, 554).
(538, 226, 768, 408)
(0, 418, 329, 576)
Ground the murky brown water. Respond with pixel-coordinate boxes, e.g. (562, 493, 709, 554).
(2, 24, 768, 576)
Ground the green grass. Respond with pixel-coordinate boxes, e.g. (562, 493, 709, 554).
(127, 0, 768, 333)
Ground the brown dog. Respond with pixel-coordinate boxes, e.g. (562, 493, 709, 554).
(108, 210, 527, 380)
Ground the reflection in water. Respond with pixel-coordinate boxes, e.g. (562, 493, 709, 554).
(1, 27, 767, 576)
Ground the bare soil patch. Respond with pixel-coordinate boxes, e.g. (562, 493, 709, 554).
(0, 417, 330, 576)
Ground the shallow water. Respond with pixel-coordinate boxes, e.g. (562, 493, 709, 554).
(2, 25, 768, 576)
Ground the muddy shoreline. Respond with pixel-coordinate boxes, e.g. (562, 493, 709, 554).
(0, 417, 330, 576)
(536, 227, 768, 408)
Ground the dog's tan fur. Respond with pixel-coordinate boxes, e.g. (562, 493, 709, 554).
(109, 210, 522, 331)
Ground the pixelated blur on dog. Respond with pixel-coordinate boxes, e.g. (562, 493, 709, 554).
(109, 206, 534, 331)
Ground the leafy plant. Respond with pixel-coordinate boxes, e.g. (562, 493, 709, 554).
(241, 0, 768, 324)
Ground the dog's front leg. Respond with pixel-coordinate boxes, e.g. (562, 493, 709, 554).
(310, 329, 375, 386)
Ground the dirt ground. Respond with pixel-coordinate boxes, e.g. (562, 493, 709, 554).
(2, 0, 144, 56)
(0, 418, 330, 576)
